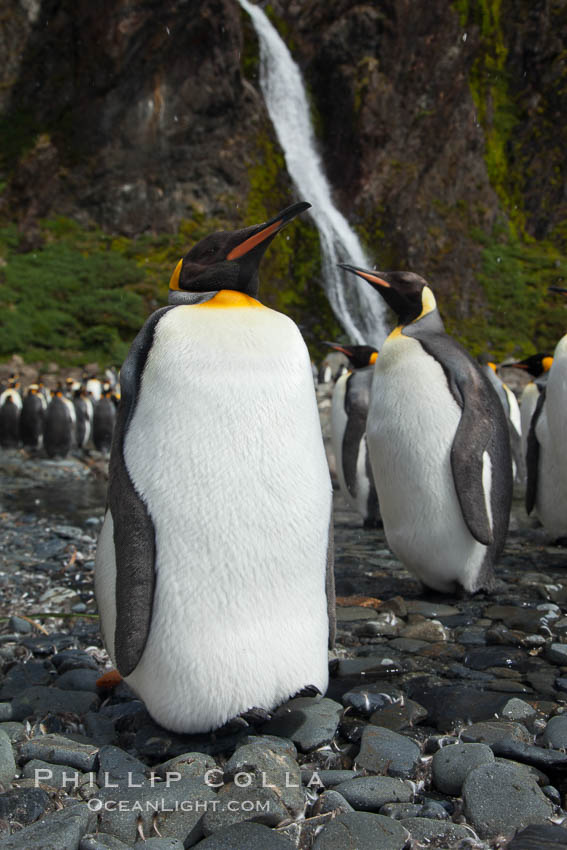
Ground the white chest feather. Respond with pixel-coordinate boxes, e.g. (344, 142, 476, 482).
(117, 304, 332, 732)
(366, 333, 488, 592)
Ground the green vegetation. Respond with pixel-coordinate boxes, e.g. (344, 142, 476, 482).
(0, 188, 342, 367)
(443, 225, 567, 359)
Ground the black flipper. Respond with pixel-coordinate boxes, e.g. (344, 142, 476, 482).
(407, 317, 512, 548)
(326, 504, 336, 650)
(525, 388, 545, 515)
(108, 306, 175, 676)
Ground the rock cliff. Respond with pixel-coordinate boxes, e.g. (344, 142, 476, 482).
(0, 0, 566, 358)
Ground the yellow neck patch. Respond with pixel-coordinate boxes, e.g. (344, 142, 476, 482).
(369, 352, 378, 364)
(418, 286, 437, 320)
(194, 290, 264, 309)
(543, 356, 553, 372)
(169, 259, 183, 291)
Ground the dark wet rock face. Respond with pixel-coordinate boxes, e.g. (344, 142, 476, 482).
(1, 455, 567, 846)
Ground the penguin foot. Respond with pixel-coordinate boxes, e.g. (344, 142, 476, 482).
(214, 707, 272, 737)
(363, 517, 383, 530)
(293, 684, 321, 698)
(96, 669, 123, 691)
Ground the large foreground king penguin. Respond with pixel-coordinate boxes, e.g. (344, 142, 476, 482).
(95, 203, 335, 734)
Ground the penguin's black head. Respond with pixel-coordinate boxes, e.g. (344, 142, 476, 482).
(169, 202, 311, 299)
(509, 353, 553, 377)
(324, 342, 378, 369)
(338, 265, 433, 325)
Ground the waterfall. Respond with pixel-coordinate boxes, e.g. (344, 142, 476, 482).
(238, 0, 388, 347)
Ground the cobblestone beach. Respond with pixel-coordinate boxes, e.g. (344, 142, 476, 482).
(0, 430, 567, 848)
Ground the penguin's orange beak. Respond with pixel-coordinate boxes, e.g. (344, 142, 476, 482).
(226, 201, 311, 261)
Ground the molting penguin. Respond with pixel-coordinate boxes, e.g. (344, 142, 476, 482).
(20, 384, 46, 450)
(340, 264, 513, 593)
(326, 343, 381, 528)
(44, 385, 75, 458)
(95, 202, 334, 734)
(526, 289, 567, 538)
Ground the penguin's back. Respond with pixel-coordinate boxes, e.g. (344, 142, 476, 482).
(108, 299, 332, 732)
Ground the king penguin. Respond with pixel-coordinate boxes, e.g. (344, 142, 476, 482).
(526, 289, 567, 539)
(44, 385, 75, 458)
(95, 202, 334, 734)
(20, 384, 46, 450)
(0, 378, 22, 449)
(339, 264, 513, 593)
(508, 353, 553, 466)
(326, 343, 381, 528)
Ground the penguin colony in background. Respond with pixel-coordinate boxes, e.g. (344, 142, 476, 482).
(0, 373, 119, 457)
(95, 203, 334, 734)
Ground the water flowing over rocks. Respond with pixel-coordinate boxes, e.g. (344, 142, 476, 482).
(2, 426, 567, 847)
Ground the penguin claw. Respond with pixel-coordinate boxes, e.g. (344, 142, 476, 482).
(239, 706, 272, 726)
(214, 707, 272, 737)
(293, 684, 321, 698)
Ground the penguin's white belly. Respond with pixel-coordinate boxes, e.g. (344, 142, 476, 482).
(367, 334, 488, 592)
(520, 383, 539, 463)
(102, 305, 332, 733)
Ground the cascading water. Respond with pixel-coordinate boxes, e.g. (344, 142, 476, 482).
(238, 0, 388, 347)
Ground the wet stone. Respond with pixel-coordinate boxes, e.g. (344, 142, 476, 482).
(334, 654, 403, 677)
(334, 776, 414, 812)
(8, 617, 32, 635)
(502, 698, 537, 726)
(378, 802, 422, 819)
(464, 646, 531, 672)
(369, 698, 427, 731)
(341, 683, 403, 717)
(52, 649, 99, 673)
(462, 761, 554, 839)
(0, 801, 95, 850)
(155, 751, 217, 780)
(312, 790, 354, 816)
(79, 833, 133, 850)
(223, 737, 303, 816)
(405, 601, 459, 618)
(262, 697, 343, 752)
(507, 823, 567, 849)
(301, 769, 359, 787)
(96, 744, 147, 786)
(11, 685, 100, 720)
(18, 733, 99, 771)
(355, 726, 421, 778)
(431, 742, 495, 796)
(485, 604, 548, 632)
(400, 619, 449, 642)
(22, 758, 95, 791)
(54, 668, 100, 692)
(540, 714, 567, 750)
(404, 684, 509, 731)
(0, 730, 16, 787)
(0, 786, 51, 825)
(196, 821, 294, 849)
(311, 811, 410, 850)
(0, 661, 55, 699)
(460, 720, 533, 746)
(96, 775, 217, 846)
(400, 818, 477, 845)
(0, 723, 24, 743)
(546, 643, 567, 665)
(490, 738, 567, 770)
